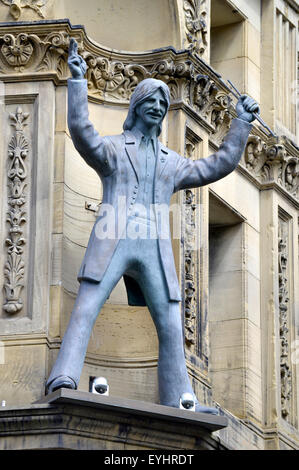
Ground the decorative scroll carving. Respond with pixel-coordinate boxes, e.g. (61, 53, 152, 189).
(84, 54, 147, 100)
(3, 107, 29, 314)
(36, 31, 70, 77)
(183, 141, 198, 347)
(83, 53, 192, 102)
(184, 190, 197, 346)
(244, 135, 267, 172)
(193, 74, 233, 140)
(210, 93, 232, 141)
(183, 0, 208, 56)
(262, 142, 288, 184)
(0, 25, 232, 139)
(0, 0, 46, 20)
(1, 33, 33, 69)
(193, 75, 217, 114)
(0, 31, 69, 74)
(278, 217, 292, 419)
(244, 135, 299, 200)
(151, 59, 191, 103)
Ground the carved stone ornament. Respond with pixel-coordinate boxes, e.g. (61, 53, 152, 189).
(183, 141, 198, 348)
(83, 53, 192, 103)
(278, 217, 292, 419)
(0, 22, 233, 142)
(0, 30, 69, 74)
(0, 0, 46, 20)
(183, 0, 208, 56)
(3, 107, 29, 314)
(193, 74, 233, 142)
(1, 33, 33, 69)
(244, 135, 299, 200)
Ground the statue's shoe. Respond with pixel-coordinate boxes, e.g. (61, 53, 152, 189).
(46, 375, 76, 395)
(195, 403, 219, 415)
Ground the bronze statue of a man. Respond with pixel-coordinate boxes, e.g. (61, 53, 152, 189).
(46, 39, 259, 414)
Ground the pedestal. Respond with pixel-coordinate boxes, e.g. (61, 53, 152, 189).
(0, 389, 228, 450)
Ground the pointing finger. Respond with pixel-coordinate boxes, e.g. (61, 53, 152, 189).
(69, 38, 78, 56)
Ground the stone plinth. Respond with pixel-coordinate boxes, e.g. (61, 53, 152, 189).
(0, 388, 228, 450)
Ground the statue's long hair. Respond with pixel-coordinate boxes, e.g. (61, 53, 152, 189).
(123, 78, 170, 136)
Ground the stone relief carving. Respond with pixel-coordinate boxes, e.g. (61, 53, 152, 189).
(244, 134, 267, 173)
(1, 33, 34, 69)
(244, 135, 299, 200)
(0, 0, 46, 20)
(3, 107, 29, 314)
(83, 53, 192, 102)
(183, 140, 198, 348)
(84, 54, 145, 100)
(184, 190, 197, 347)
(183, 0, 208, 56)
(0, 31, 69, 74)
(0, 27, 228, 123)
(278, 217, 292, 419)
(193, 74, 233, 141)
(0, 25, 232, 140)
(193, 75, 218, 113)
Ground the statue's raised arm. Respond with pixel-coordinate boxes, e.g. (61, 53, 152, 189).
(67, 38, 116, 177)
(173, 94, 260, 192)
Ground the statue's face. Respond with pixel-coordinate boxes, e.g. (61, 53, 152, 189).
(135, 89, 168, 129)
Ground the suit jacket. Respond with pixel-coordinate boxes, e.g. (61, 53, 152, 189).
(68, 79, 252, 306)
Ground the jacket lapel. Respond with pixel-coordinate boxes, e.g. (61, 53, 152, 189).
(124, 131, 139, 182)
(156, 142, 169, 179)
(124, 131, 169, 182)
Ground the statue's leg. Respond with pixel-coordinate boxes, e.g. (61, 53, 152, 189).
(136, 241, 218, 414)
(46, 241, 128, 394)
(46, 281, 106, 393)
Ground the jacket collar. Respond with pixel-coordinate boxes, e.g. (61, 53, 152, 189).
(124, 129, 137, 144)
(123, 130, 169, 182)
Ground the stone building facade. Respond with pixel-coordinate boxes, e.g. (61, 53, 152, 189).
(0, 0, 298, 450)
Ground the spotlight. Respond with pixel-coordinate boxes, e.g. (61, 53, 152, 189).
(179, 392, 195, 411)
(91, 377, 109, 396)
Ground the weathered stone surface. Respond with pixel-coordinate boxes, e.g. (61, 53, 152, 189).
(0, 388, 228, 450)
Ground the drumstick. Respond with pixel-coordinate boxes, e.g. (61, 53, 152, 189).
(227, 79, 277, 137)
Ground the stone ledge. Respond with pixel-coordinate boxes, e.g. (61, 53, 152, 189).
(0, 388, 228, 450)
(37, 389, 227, 432)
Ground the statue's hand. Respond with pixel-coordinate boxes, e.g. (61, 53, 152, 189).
(236, 94, 260, 123)
(68, 38, 87, 79)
